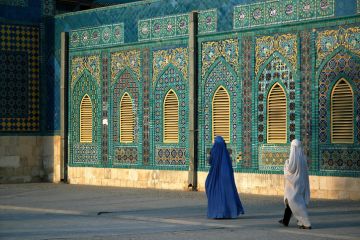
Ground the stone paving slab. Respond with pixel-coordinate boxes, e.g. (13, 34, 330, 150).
(0, 183, 359, 240)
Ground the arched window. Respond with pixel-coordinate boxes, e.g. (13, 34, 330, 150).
(120, 92, 135, 143)
(163, 89, 179, 143)
(331, 78, 354, 143)
(212, 86, 230, 143)
(80, 94, 93, 143)
(267, 83, 287, 143)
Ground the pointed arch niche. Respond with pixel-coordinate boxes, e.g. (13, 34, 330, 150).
(163, 89, 179, 143)
(331, 78, 354, 144)
(267, 83, 287, 143)
(80, 94, 93, 143)
(212, 85, 230, 143)
(120, 92, 135, 143)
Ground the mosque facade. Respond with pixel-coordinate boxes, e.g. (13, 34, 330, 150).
(0, 0, 359, 199)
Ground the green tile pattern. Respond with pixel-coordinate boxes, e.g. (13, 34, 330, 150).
(69, 53, 102, 165)
(315, 26, 360, 67)
(199, 37, 242, 169)
(70, 23, 124, 50)
(258, 145, 290, 170)
(320, 147, 360, 171)
(66, 11, 360, 177)
(138, 9, 217, 42)
(152, 47, 189, 166)
(234, 0, 334, 30)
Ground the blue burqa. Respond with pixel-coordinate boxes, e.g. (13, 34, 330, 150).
(205, 136, 244, 219)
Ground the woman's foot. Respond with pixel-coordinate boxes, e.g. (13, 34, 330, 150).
(278, 219, 288, 227)
(298, 225, 312, 229)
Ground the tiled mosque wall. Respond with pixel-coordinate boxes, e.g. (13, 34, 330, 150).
(0, 0, 359, 194)
(0, 1, 59, 183)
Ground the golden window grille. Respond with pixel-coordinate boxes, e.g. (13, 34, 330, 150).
(267, 83, 287, 143)
(212, 86, 230, 143)
(331, 78, 354, 144)
(163, 89, 179, 143)
(80, 94, 93, 143)
(120, 92, 135, 143)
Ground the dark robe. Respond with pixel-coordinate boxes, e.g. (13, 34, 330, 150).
(205, 136, 244, 219)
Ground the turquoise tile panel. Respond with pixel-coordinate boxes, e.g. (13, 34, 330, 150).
(69, 23, 124, 50)
(265, 1, 281, 25)
(233, 5, 250, 29)
(250, 2, 265, 27)
(281, 0, 298, 23)
(298, 0, 316, 20)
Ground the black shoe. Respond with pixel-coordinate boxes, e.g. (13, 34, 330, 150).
(298, 225, 312, 229)
(278, 219, 288, 227)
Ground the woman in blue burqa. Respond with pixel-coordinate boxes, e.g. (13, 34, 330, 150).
(205, 136, 244, 219)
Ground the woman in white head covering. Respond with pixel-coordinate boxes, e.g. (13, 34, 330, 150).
(279, 139, 311, 229)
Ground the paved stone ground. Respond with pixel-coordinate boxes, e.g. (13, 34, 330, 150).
(0, 183, 359, 240)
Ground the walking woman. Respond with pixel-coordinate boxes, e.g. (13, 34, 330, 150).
(279, 139, 311, 229)
(205, 136, 244, 219)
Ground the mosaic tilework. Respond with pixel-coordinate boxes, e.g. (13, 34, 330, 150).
(197, 9, 217, 34)
(358, 0, 360, 13)
(0, 24, 40, 132)
(321, 147, 360, 171)
(71, 55, 101, 88)
(70, 71, 101, 164)
(234, 0, 334, 30)
(257, 56, 296, 144)
(316, 27, 360, 67)
(155, 148, 187, 165)
(0, 0, 27, 7)
(114, 147, 138, 165)
(70, 23, 124, 50)
(255, 34, 298, 75)
(201, 38, 238, 78)
(111, 50, 141, 82)
(152, 47, 188, 84)
(318, 52, 360, 144)
(73, 144, 99, 164)
(154, 65, 188, 166)
(258, 145, 290, 170)
(142, 49, 150, 165)
(300, 31, 313, 165)
(203, 59, 239, 144)
(241, 36, 253, 168)
(111, 71, 139, 144)
(101, 52, 109, 165)
(138, 9, 217, 41)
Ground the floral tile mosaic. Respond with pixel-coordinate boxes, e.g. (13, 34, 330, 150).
(234, 0, 334, 29)
(70, 23, 124, 50)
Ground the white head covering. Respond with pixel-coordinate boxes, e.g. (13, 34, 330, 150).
(284, 139, 310, 204)
(284, 139, 311, 227)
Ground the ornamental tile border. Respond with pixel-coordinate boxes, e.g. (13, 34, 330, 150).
(138, 9, 217, 42)
(315, 26, 360, 67)
(258, 144, 290, 171)
(70, 23, 124, 50)
(70, 55, 101, 88)
(111, 49, 141, 82)
(234, 0, 334, 30)
(0, 0, 27, 7)
(255, 33, 298, 75)
(152, 47, 188, 84)
(201, 38, 239, 78)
